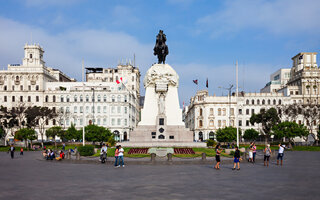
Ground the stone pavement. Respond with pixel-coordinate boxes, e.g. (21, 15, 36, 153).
(0, 151, 319, 200)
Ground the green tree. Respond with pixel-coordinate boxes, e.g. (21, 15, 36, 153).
(272, 121, 309, 147)
(243, 128, 259, 141)
(46, 126, 64, 148)
(65, 123, 82, 141)
(250, 107, 280, 144)
(216, 126, 237, 143)
(85, 124, 112, 144)
(14, 128, 37, 149)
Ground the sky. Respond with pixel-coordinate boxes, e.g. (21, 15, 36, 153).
(0, 0, 319, 106)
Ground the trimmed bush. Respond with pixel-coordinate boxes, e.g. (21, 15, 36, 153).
(78, 145, 94, 156)
(206, 139, 217, 147)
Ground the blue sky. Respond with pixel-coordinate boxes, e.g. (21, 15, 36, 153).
(0, 0, 319, 105)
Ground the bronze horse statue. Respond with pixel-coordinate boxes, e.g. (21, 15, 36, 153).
(153, 30, 169, 64)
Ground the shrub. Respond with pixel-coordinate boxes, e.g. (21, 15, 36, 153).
(206, 139, 216, 147)
(78, 145, 94, 156)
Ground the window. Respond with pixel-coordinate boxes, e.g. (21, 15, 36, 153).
(251, 100, 254, 105)
(103, 118, 107, 125)
(222, 108, 226, 116)
(45, 95, 48, 102)
(199, 108, 203, 116)
(12, 86, 14, 91)
(97, 119, 101, 125)
(66, 95, 70, 102)
(91, 106, 94, 113)
(112, 95, 115, 102)
(238, 109, 242, 115)
(86, 106, 89, 113)
(36, 85, 39, 91)
(36, 96, 39, 102)
(97, 106, 101, 113)
(53, 119, 56, 125)
(86, 95, 89, 102)
(53, 95, 56, 102)
(103, 106, 107, 113)
(223, 120, 226, 127)
(28, 85, 31, 90)
(60, 95, 64, 102)
(92, 95, 95, 102)
(246, 120, 250, 126)
(262, 100, 265, 105)
(246, 99, 249, 105)
(273, 99, 276, 105)
(66, 118, 70, 126)
(199, 120, 203, 127)
(117, 106, 121, 113)
(210, 108, 214, 115)
(4, 85, 7, 91)
(30, 54, 32, 58)
(159, 118, 164, 125)
(151, 132, 156, 139)
(46, 119, 49, 126)
(80, 119, 83, 126)
(117, 95, 121, 102)
(158, 135, 165, 139)
(230, 108, 234, 115)
(268, 99, 271, 105)
(279, 100, 282, 105)
(117, 119, 121, 125)
(74, 106, 78, 113)
(124, 119, 127, 126)
(80, 95, 83, 102)
(20, 85, 23, 91)
(251, 109, 254, 115)
(12, 96, 15, 102)
(111, 106, 115, 113)
(218, 108, 221, 116)
(124, 107, 128, 114)
(20, 96, 23, 102)
(209, 120, 214, 127)
(246, 109, 249, 115)
(28, 96, 31, 102)
(112, 118, 115, 126)
(74, 95, 77, 102)
(4, 96, 7, 102)
(239, 120, 242, 126)
(103, 95, 107, 102)
(169, 136, 174, 139)
(124, 95, 127, 102)
(97, 95, 101, 102)
(257, 99, 260, 105)
(80, 106, 83, 113)
(218, 120, 221, 127)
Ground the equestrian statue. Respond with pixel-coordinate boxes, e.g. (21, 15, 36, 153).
(153, 30, 169, 64)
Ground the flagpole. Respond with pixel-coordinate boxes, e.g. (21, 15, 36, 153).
(236, 61, 239, 147)
(82, 60, 85, 146)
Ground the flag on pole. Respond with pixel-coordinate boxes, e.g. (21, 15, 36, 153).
(299, 55, 303, 60)
(206, 78, 208, 88)
(116, 79, 120, 84)
(193, 79, 198, 85)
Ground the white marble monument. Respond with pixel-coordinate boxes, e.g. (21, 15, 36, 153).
(124, 63, 205, 147)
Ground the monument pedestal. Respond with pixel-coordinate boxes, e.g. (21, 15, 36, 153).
(127, 63, 205, 147)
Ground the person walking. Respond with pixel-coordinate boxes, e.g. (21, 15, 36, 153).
(114, 146, 119, 168)
(117, 145, 125, 168)
(232, 146, 241, 170)
(248, 142, 253, 163)
(8, 145, 15, 159)
(252, 142, 257, 163)
(62, 143, 66, 151)
(264, 144, 271, 167)
(277, 143, 286, 166)
(20, 147, 23, 156)
(214, 144, 222, 170)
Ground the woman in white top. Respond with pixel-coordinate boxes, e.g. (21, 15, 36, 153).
(117, 145, 125, 168)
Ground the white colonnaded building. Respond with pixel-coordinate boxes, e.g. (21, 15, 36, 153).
(185, 52, 319, 143)
(0, 43, 141, 142)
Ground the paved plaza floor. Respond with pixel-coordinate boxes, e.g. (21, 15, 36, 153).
(0, 151, 319, 200)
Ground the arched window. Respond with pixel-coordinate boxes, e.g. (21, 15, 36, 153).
(199, 132, 203, 141)
(262, 99, 265, 105)
(209, 131, 214, 139)
(279, 100, 282, 105)
(112, 95, 115, 102)
(268, 99, 271, 105)
(124, 95, 127, 102)
(86, 95, 89, 102)
(210, 108, 214, 115)
(246, 99, 249, 105)
(53, 95, 56, 102)
(104, 95, 107, 102)
(209, 120, 214, 127)
(251, 99, 254, 105)
(74, 95, 77, 102)
(45, 95, 48, 102)
(60, 95, 64, 102)
(273, 99, 276, 105)
(257, 99, 260, 105)
(158, 135, 165, 139)
(199, 120, 203, 127)
(80, 95, 83, 102)
(218, 108, 221, 116)
(97, 95, 101, 102)
(199, 108, 203, 116)
(117, 95, 121, 102)
(66, 95, 70, 102)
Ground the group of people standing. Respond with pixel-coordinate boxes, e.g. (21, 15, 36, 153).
(214, 142, 286, 170)
(99, 144, 125, 168)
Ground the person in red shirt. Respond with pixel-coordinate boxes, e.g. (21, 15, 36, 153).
(20, 148, 23, 155)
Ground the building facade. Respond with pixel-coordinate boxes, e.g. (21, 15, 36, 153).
(0, 44, 140, 142)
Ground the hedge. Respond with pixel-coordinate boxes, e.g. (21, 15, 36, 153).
(78, 145, 94, 156)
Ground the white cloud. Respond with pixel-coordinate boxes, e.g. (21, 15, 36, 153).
(197, 0, 320, 38)
(0, 17, 153, 82)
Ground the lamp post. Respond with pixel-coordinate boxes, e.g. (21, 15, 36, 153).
(236, 61, 239, 147)
(82, 60, 85, 146)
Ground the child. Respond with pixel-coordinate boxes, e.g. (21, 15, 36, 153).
(232, 146, 241, 170)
